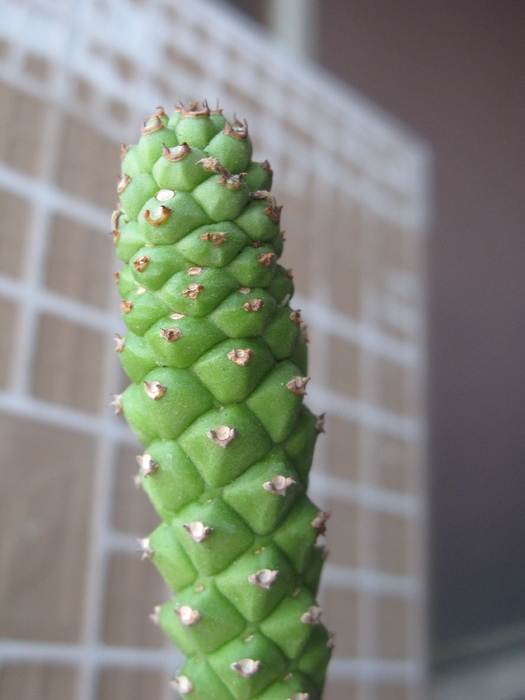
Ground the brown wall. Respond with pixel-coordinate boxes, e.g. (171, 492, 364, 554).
(318, 0, 525, 651)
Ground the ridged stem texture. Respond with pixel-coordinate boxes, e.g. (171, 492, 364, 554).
(112, 102, 332, 700)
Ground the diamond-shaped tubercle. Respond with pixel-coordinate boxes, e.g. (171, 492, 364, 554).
(245, 361, 307, 443)
(139, 440, 204, 519)
(178, 405, 272, 488)
(147, 522, 198, 592)
(158, 583, 246, 655)
(208, 632, 288, 700)
(171, 497, 254, 576)
(215, 543, 296, 622)
(192, 338, 275, 404)
(222, 450, 302, 535)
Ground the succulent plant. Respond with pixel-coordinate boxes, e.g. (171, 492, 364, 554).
(112, 102, 332, 699)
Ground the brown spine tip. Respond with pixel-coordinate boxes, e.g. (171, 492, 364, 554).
(109, 394, 122, 415)
(261, 159, 273, 176)
(263, 475, 296, 496)
(200, 231, 227, 246)
(149, 605, 161, 625)
(244, 298, 264, 312)
(196, 157, 243, 189)
(249, 190, 282, 222)
(113, 334, 125, 352)
(207, 425, 237, 448)
(182, 283, 204, 299)
(111, 206, 122, 231)
(223, 119, 249, 140)
(133, 255, 150, 272)
(136, 537, 153, 560)
(312, 511, 331, 535)
(120, 143, 129, 160)
(141, 115, 164, 134)
(160, 327, 182, 342)
(143, 380, 167, 400)
(117, 173, 131, 194)
(290, 309, 303, 324)
(120, 300, 133, 314)
(227, 348, 253, 366)
(111, 229, 120, 245)
(258, 252, 275, 267)
(183, 521, 213, 543)
(315, 413, 326, 433)
(136, 453, 159, 476)
(230, 659, 261, 678)
(170, 675, 194, 695)
(180, 100, 210, 118)
(301, 605, 323, 625)
(175, 604, 202, 627)
(248, 568, 279, 589)
(162, 142, 191, 162)
(286, 376, 310, 395)
(143, 206, 171, 226)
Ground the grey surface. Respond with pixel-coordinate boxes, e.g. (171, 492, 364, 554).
(431, 647, 525, 700)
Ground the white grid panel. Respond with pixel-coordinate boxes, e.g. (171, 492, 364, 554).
(0, 0, 431, 698)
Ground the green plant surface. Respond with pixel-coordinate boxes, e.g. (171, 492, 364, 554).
(112, 102, 332, 699)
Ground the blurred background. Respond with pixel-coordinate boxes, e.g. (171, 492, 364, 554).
(0, 1, 523, 699)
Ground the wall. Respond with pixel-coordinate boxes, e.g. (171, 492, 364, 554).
(318, 0, 525, 654)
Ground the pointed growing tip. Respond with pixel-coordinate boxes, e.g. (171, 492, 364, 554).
(182, 283, 204, 299)
(230, 658, 261, 678)
(160, 327, 182, 342)
(133, 255, 150, 272)
(120, 299, 133, 314)
(286, 376, 310, 395)
(109, 393, 123, 415)
(227, 348, 253, 366)
(223, 119, 248, 140)
(263, 475, 296, 496)
(143, 380, 167, 400)
(248, 568, 279, 589)
(136, 537, 153, 560)
(141, 115, 164, 134)
(170, 675, 194, 694)
(290, 309, 303, 324)
(136, 453, 159, 476)
(300, 605, 323, 625)
(183, 521, 213, 543)
(149, 605, 161, 625)
(113, 334, 125, 352)
(174, 604, 202, 627)
(207, 425, 237, 448)
(312, 510, 331, 535)
(258, 252, 275, 267)
(200, 230, 227, 246)
(143, 205, 171, 226)
(244, 298, 264, 312)
(162, 141, 191, 162)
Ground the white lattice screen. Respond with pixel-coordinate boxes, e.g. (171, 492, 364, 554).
(0, 1, 430, 698)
